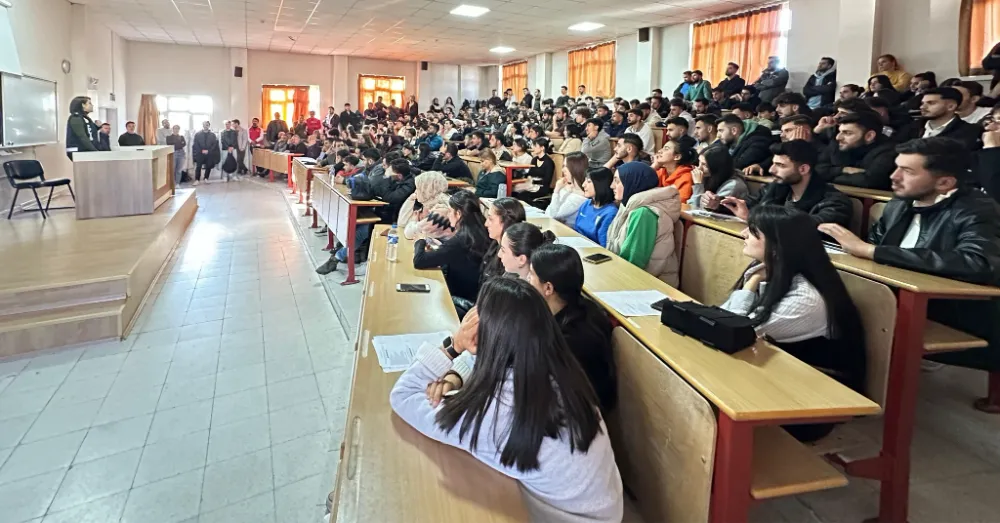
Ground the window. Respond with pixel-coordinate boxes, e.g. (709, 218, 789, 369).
(358, 75, 405, 110)
(502, 61, 528, 95)
(690, 4, 789, 86)
(567, 42, 616, 98)
(961, 0, 1000, 75)
(261, 85, 310, 124)
(154, 95, 213, 132)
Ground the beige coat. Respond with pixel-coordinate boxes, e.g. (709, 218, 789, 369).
(606, 186, 682, 286)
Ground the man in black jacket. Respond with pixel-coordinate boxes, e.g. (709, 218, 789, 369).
(192, 121, 220, 185)
(802, 57, 837, 109)
(372, 159, 416, 224)
(819, 137, 1000, 403)
(717, 114, 775, 170)
(340, 103, 360, 131)
(974, 104, 1000, 203)
(432, 143, 474, 183)
(716, 62, 746, 98)
(816, 112, 898, 189)
(901, 87, 982, 150)
(721, 140, 852, 227)
(265, 112, 288, 144)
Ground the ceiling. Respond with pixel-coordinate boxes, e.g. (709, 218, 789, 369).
(79, 0, 773, 63)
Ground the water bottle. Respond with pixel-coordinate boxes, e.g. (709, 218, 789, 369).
(497, 183, 507, 199)
(386, 224, 398, 262)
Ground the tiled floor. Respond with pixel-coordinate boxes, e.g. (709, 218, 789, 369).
(3, 176, 1000, 523)
(0, 178, 355, 523)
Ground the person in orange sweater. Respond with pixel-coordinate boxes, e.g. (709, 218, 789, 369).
(651, 139, 696, 202)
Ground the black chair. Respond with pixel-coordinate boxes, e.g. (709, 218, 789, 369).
(3, 160, 75, 219)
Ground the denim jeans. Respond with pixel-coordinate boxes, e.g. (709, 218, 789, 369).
(173, 152, 186, 185)
(334, 224, 372, 262)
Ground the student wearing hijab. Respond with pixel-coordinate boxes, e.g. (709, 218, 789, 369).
(398, 171, 451, 239)
(606, 162, 683, 286)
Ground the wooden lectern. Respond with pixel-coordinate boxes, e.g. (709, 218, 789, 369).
(71, 145, 175, 219)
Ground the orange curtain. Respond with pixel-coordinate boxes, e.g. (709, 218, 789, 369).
(292, 87, 310, 122)
(137, 94, 159, 145)
(969, 0, 1000, 71)
(568, 42, 616, 98)
(691, 5, 784, 86)
(502, 61, 528, 94)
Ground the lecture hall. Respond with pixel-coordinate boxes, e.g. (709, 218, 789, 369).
(0, 0, 999, 521)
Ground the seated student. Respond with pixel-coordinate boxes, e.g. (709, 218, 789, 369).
(901, 87, 983, 149)
(581, 118, 614, 168)
(717, 114, 775, 170)
(475, 149, 507, 198)
(663, 117, 698, 151)
(557, 123, 584, 153)
(720, 140, 852, 227)
(272, 131, 289, 152)
(513, 137, 556, 207)
(603, 133, 646, 170)
(429, 244, 619, 415)
(973, 103, 1000, 202)
(693, 114, 720, 153)
(482, 197, 528, 285)
(651, 139, 695, 202)
(690, 146, 749, 209)
(546, 151, 589, 225)
(432, 143, 474, 184)
(744, 114, 822, 176)
(489, 132, 513, 161)
(413, 142, 436, 171)
(399, 170, 450, 239)
(497, 222, 557, 278)
(413, 190, 491, 303)
(819, 137, 1000, 408)
(901, 72, 937, 110)
(391, 277, 624, 522)
(334, 155, 363, 185)
(951, 80, 992, 125)
(371, 159, 416, 224)
(603, 110, 629, 138)
(510, 137, 533, 165)
(723, 205, 866, 441)
(607, 162, 682, 286)
(574, 167, 619, 246)
(753, 103, 778, 130)
(815, 112, 899, 189)
(861, 75, 902, 106)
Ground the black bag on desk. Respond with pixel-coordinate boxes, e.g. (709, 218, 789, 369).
(349, 177, 374, 201)
(660, 300, 757, 354)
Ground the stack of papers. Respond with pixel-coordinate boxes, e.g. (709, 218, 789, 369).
(371, 331, 451, 373)
(555, 236, 598, 249)
(686, 209, 744, 222)
(592, 290, 667, 317)
(523, 206, 545, 218)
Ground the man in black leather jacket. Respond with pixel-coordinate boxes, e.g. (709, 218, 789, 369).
(815, 112, 898, 190)
(819, 137, 1000, 397)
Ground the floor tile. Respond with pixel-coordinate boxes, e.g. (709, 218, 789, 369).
(217, 344, 265, 373)
(266, 375, 321, 412)
(211, 386, 268, 428)
(119, 468, 204, 523)
(157, 374, 216, 411)
(41, 490, 128, 523)
(0, 386, 55, 421)
(94, 384, 162, 426)
(147, 399, 212, 444)
(215, 363, 266, 397)
(21, 398, 102, 443)
(48, 373, 116, 408)
(200, 448, 273, 512)
(274, 473, 325, 523)
(206, 414, 270, 464)
(24, 349, 83, 371)
(65, 354, 127, 381)
(264, 354, 314, 384)
(134, 430, 209, 487)
(75, 415, 153, 464)
(49, 448, 141, 512)
(0, 413, 37, 450)
(197, 491, 275, 523)
(4, 364, 73, 395)
(269, 399, 328, 445)
(178, 320, 224, 343)
(0, 358, 30, 379)
(131, 328, 182, 351)
(0, 430, 86, 485)
(0, 469, 66, 522)
(271, 431, 329, 488)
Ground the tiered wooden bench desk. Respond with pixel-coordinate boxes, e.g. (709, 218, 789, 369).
(309, 172, 386, 285)
(252, 149, 301, 184)
(291, 158, 327, 216)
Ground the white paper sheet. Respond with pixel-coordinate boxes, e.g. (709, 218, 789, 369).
(371, 331, 452, 373)
(523, 206, 545, 218)
(685, 209, 745, 222)
(592, 290, 667, 317)
(555, 236, 599, 249)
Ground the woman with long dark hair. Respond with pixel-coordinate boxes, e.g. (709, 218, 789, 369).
(546, 151, 589, 225)
(481, 197, 526, 284)
(573, 167, 618, 246)
(722, 205, 866, 441)
(413, 190, 490, 302)
(66, 96, 99, 159)
(688, 146, 748, 209)
(391, 276, 623, 522)
(497, 222, 556, 278)
(862, 75, 901, 106)
(414, 142, 435, 171)
(513, 137, 556, 207)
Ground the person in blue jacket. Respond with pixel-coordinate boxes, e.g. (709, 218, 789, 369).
(573, 167, 619, 247)
(417, 123, 444, 151)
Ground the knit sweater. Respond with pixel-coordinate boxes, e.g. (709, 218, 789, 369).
(390, 344, 624, 523)
(546, 186, 588, 225)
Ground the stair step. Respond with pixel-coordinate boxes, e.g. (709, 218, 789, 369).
(0, 300, 124, 359)
(0, 278, 127, 318)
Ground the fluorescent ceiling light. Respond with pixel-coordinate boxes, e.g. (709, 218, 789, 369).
(490, 46, 515, 54)
(450, 5, 490, 17)
(568, 22, 605, 31)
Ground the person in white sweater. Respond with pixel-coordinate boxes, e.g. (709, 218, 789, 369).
(390, 277, 624, 522)
(545, 151, 589, 225)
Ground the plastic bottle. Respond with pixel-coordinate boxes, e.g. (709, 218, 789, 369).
(386, 224, 398, 262)
(497, 183, 507, 199)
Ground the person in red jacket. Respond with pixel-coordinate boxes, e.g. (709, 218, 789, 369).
(305, 111, 323, 135)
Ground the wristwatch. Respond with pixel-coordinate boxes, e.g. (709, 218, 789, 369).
(442, 337, 460, 359)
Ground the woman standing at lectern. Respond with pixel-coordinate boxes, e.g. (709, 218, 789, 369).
(66, 96, 99, 159)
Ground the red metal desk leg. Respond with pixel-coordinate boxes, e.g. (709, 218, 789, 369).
(311, 209, 318, 228)
(305, 172, 313, 216)
(341, 205, 361, 286)
(325, 229, 335, 250)
(709, 412, 753, 523)
(505, 167, 514, 197)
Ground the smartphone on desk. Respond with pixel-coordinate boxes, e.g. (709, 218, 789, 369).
(583, 253, 612, 265)
(396, 283, 431, 293)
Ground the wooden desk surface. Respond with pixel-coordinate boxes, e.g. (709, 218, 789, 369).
(312, 173, 389, 207)
(527, 216, 880, 421)
(292, 157, 329, 171)
(330, 227, 528, 523)
(679, 211, 1000, 298)
(742, 175, 893, 202)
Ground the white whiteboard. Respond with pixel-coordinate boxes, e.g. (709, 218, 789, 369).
(1, 74, 58, 148)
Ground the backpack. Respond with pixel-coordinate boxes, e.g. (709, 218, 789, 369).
(349, 176, 374, 201)
(221, 153, 238, 174)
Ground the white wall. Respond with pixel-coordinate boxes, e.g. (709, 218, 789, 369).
(479, 65, 499, 99)
(247, 49, 333, 112)
(615, 35, 639, 101)
(877, 0, 963, 80)
(460, 65, 481, 103)
(418, 63, 459, 109)
(550, 51, 568, 98)
(786, 0, 841, 89)
(657, 25, 692, 95)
